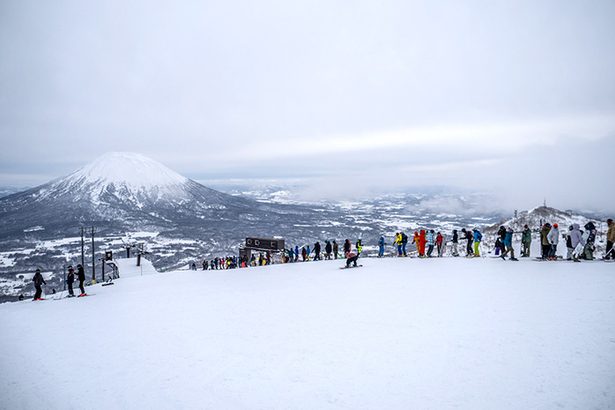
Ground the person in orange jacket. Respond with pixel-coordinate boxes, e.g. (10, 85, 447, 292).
(418, 230, 427, 257)
(413, 231, 420, 255)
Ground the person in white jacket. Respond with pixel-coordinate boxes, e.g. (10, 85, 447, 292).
(569, 224, 585, 262)
(546, 223, 560, 260)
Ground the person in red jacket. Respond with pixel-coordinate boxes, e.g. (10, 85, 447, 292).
(418, 230, 427, 257)
(345, 250, 359, 268)
(436, 232, 444, 257)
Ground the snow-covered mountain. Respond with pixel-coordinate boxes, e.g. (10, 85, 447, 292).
(0, 152, 265, 237)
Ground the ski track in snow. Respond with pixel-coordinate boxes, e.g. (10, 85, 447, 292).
(1, 256, 614, 410)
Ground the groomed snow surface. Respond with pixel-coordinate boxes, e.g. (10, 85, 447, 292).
(1, 256, 614, 410)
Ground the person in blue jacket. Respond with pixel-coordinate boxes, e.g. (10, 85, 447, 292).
(501, 227, 518, 261)
(378, 236, 385, 257)
(426, 230, 436, 257)
(472, 228, 482, 257)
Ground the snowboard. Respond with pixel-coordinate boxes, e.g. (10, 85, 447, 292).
(340, 264, 363, 269)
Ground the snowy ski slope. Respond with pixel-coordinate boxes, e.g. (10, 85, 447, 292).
(0, 256, 614, 409)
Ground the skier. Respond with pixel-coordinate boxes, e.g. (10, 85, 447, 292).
(32, 268, 45, 301)
(394, 232, 403, 256)
(301, 247, 307, 262)
(76, 264, 86, 297)
(606, 219, 615, 260)
(313, 241, 322, 261)
(294, 245, 299, 262)
(202, 260, 208, 270)
(540, 223, 551, 260)
(461, 228, 473, 257)
(426, 230, 435, 257)
(418, 230, 427, 257)
(501, 227, 518, 261)
(356, 239, 363, 256)
(378, 236, 385, 257)
(332, 240, 339, 259)
(451, 229, 459, 257)
(436, 232, 444, 257)
(569, 224, 585, 262)
(547, 223, 560, 260)
(325, 241, 333, 260)
(306, 245, 311, 261)
(400, 232, 408, 256)
(67, 265, 75, 297)
(472, 228, 482, 257)
(521, 225, 532, 257)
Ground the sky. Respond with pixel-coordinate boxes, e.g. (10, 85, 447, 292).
(1, 0, 614, 211)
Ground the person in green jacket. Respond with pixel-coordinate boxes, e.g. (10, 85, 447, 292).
(521, 225, 532, 257)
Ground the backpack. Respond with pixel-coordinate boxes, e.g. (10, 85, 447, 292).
(401, 233, 408, 243)
(475, 231, 482, 241)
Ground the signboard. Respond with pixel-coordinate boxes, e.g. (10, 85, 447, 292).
(245, 238, 285, 251)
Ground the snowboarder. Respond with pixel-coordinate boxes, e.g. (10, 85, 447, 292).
(32, 268, 45, 301)
(606, 219, 615, 260)
(547, 223, 560, 260)
(378, 236, 385, 257)
(345, 250, 359, 268)
(501, 227, 518, 261)
(356, 239, 363, 256)
(67, 265, 75, 297)
(76, 264, 86, 296)
(521, 225, 532, 257)
(451, 229, 459, 257)
(582, 222, 597, 260)
(332, 240, 339, 259)
(202, 260, 208, 270)
(294, 245, 299, 262)
(472, 228, 482, 257)
(301, 247, 307, 262)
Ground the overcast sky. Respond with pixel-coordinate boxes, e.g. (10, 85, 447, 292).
(1, 0, 614, 211)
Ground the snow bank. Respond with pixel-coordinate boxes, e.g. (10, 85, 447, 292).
(0, 257, 614, 409)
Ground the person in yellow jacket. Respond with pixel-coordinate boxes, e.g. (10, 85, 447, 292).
(394, 232, 403, 256)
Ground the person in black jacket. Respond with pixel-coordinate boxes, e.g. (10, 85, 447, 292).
(343, 239, 351, 255)
(76, 264, 86, 296)
(313, 241, 321, 261)
(451, 230, 459, 256)
(324, 241, 332, 260)
(32, 269, 45, 301)
(67, 265, 75, 297)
